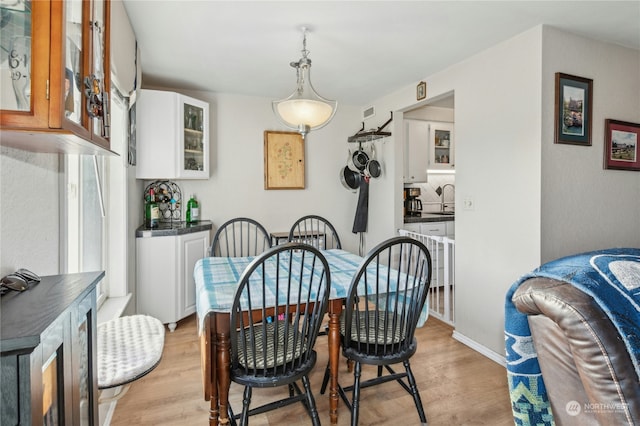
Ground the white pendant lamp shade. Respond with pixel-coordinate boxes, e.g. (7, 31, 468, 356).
(272, 28, 337, 138)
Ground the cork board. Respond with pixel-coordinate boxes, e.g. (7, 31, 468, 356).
(264, 131, 305, 189)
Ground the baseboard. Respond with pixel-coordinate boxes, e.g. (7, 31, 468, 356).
(451, 330, 506, 367)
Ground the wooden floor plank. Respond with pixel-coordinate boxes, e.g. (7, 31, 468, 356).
(109, 314, 512, 425)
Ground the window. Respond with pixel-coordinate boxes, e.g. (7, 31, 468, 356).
(62, 154, 107, 306)
(61, 88, 130, 308)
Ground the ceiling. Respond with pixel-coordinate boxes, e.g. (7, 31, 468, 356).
(122, 1, 640, 107)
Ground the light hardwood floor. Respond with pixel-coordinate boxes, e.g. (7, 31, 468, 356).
(109, 314, 513, 425)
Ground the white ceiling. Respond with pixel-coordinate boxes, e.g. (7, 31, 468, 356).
(122, 1, 640, 107)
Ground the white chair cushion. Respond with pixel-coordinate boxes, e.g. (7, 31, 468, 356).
(97, 315, 165, 389)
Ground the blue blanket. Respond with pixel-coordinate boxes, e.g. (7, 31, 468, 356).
(505, 248, 640, 425)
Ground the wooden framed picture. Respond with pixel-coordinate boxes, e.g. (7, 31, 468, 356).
(416, 81, 426, 101)
(264, 131, 305, 189)
(554, 73, 593, 145)
(604, 119, 639, 171)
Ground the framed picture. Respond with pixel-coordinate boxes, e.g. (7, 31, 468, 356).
(264, 131, 305, 189)
(416, 81, 426, 101)
(604, 119, 639, 171)
(554, 73, 593, 145)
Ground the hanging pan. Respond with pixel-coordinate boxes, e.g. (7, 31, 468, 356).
(365, 145, 382, 178)
(340, 166, 362, 192)
(352, 148, 369, 171)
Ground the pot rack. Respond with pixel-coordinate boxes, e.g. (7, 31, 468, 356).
(347, 111, 393, 143)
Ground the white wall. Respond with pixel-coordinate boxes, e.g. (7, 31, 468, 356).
(365, 25, 639, 357)
(0, 147, 60, 276)
(139, 89, 372, 254)
(540, 27, 640, 262)
(428, 27, 544, 356)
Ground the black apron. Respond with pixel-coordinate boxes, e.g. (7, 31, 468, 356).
(352, 176, 369, 233)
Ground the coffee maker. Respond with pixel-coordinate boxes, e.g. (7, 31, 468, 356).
(404, 188, 422, 217)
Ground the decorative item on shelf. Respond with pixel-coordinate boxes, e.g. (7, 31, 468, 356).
(145, 189, 160, 229)
(143, 181, 182, 222)
(186, 194, 200, 223)
(83, 74, 110, 138)
(272, 26, 337, 140)
(417, 81, 427, 100)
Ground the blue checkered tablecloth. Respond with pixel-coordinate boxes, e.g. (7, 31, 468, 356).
(195, 249, 363, 332)
(195, 248, 429, 334)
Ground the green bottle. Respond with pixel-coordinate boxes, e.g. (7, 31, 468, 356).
(145, 189, 160, 228)
(186, 194, 199, 223)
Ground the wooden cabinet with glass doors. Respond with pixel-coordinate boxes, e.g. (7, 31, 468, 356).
(0, 0, 112, 154)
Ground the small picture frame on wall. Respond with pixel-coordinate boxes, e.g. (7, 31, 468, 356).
(554, 73, 593, 146)
(604, 119, 639, 171)
(264, 131, 305, 189)
(416, 81, 427, 100)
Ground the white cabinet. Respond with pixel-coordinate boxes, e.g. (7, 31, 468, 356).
(136, 89, 210, 179)
(428, 122, 455, 170)
(403, 119, 429, 183)
(136, 230, 210, 331)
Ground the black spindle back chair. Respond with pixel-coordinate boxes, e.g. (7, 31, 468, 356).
(228, 242, 331, 426)
(338, 236, 432, 426)
(210, 217, 271, 257)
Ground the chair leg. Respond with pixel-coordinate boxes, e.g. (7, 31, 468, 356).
(320, 361, 330, 394)
(227, 405, 237, 426)
(240, 386, 252, 426)
(351, 362, 362, 426)
(302, 375, 321, 426)
(404, 360, 427, 424)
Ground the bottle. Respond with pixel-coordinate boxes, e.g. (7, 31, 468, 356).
(186, 194, 199, 223)
(145, 189, 160, 228)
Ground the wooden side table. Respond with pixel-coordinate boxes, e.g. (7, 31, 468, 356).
(270, 230, 326, 247)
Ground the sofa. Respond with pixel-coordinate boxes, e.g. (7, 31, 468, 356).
(505, 248, 640, 425)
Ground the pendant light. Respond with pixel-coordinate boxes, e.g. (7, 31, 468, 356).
(272, 27, 337, 139)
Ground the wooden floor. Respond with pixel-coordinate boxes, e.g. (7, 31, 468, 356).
(109, 314, 513, 425)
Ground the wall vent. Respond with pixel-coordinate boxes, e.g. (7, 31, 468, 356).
(363, 106, 375, 120)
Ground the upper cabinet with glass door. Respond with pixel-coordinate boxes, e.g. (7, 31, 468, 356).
(0, 0, 112, 155)
(428, 122, 455, 170)
(136, 89, 210, 179)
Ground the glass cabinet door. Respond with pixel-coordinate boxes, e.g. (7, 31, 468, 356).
(434, 128, 452, 165)
(89, 0, 108, 139)
(64, 0, 83, 125)
(1, 0, 32, 111)
(183, 102, 205, 172)
(429, 122, 455, 170)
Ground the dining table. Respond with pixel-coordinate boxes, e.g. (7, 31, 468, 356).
(194, 247, 427, 425)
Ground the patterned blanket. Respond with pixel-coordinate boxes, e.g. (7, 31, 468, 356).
(504, 248, 640, 425)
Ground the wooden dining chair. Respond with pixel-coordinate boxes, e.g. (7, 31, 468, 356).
(325, 236, 432, 426)
(228, 242, 331, 426)
(288, 215, 342, 250)
(210, 217, 271, 257)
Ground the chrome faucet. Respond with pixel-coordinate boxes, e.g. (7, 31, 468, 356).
(441, 184, 455, 212)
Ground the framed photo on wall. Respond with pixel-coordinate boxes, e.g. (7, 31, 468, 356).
(264, 131, 305, 189)
(604, 119, 639, 171)
(554, 73, 593, 146)
(416, 81, 426, 100)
